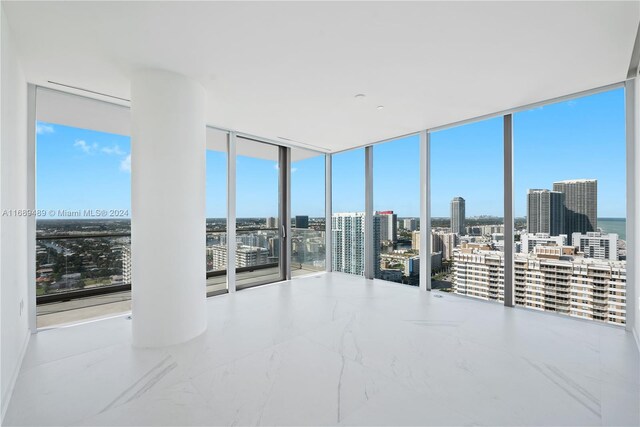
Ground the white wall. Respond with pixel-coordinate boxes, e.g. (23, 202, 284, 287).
(0, 4, 31, 422)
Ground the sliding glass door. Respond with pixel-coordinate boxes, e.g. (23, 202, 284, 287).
(235, 137, 288, 289)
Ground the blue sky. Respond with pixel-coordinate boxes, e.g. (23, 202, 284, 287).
(206, 149, 326, 218)
(37, 87, 626, 219)
(36, 123, 131, 215)
(513, 88, 625, 218)
(326, 89, 626, 218)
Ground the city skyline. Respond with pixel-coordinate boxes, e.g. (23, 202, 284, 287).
(36, 88, 626, 219)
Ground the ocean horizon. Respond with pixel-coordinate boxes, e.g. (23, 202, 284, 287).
(598, 218, 626, 240)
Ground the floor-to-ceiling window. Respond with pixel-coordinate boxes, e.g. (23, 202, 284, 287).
(291, 147, 326, 276)
(331, 148, 365, 276)
(205, 128, 228, 295)
(35, 89, 132, 327)
(373, 135, 420, 284)
(235, 137, 283, 288)
(430, 118, 504, 300)
(514, 88, 626, 325)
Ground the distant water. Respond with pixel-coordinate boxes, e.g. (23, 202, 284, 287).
(598, 218, 626, 240)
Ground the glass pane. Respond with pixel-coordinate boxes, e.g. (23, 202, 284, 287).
(36, 121, 131, 327)
(291, 148, 326, 276)
(206, 128, 228, 296)
(514, 88, 626, 325)
(332, 148, 365, 276)
(431, 117, 504, 300)
(236, 137, 281, 289)
(373, 135, 420, 284)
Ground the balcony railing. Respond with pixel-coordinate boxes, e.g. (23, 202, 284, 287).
(291, 228, 326, 273)
(36, 226, 327, 320)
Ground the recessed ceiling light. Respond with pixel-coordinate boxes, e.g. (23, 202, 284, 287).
(377, 105, 384, 110)
(354, 94, 366, 99)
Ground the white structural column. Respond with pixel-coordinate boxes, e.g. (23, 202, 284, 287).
(419, 130, 431, 291)
(131, 69, 207, 348)
(625, 79, 638, 337)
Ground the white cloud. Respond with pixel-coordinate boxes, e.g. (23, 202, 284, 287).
(120, 154, 131, 172)
(74, 139, 98, 154)
(36, 123, 55, 135)
(101, 145, 125, 156)
(567, 100, 577, 107)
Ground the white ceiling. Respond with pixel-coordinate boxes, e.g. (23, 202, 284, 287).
(4, 1, 639, 153)
(36, 86, 323, 161)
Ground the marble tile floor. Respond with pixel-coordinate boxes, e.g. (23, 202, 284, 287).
(4, 272, 639, 426)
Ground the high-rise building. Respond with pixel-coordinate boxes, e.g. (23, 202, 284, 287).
(122, 245, 131, 284)
(450, 197, 466, 235)
(411, 230, 420, 251)
(266, 217, 278, 228)
(527, 189, 565, 235)
(295, 215, 309, 229)
(552, 179, 597, 242)
(452, 244, 626, 325)
(520, 233, 567, 254)
(431, 231, 459, 260)
(453, 245, 504, 301)
(403, 218, 417, 231)
(376, 211, 397, 242)
(207, 245, 228, 271)
(515, 246, 625, 324)
(237, 245, 269, 267)
(332, 212, 380, 277)
(572, 232, 618, 261)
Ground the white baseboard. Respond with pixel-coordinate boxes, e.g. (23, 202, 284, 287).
(1, 329, 30, 425)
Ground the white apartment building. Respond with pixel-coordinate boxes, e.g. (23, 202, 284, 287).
(453, 245, 626, 325)
(515, 246, 626, 324)
(332, 213, 381, 277)
(520, 233, 568, 254)
(453, 246, 505, 301)
(122, 244, 131, 284)
(572, 231, 618, 261)
(208, 244, 269, 271)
